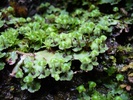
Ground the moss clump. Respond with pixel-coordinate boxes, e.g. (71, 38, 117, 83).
(0, 1, 133, 97)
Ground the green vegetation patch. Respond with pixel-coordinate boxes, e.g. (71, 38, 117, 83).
(0, 1, 133, 99)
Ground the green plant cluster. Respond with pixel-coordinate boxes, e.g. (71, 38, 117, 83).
(76, 81, 130, 100)
(0, 0, 133, 93)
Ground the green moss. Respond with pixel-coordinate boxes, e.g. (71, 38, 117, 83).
(0, 1, 132, 94)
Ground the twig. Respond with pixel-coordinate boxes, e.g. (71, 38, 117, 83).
(16, 51, 35, 56)
(10, 55, 26, 77)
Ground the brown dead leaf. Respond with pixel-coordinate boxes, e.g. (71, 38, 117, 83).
(120, 84, 132, 91)
(120, 8, 128, 16)
(121, 66, 129, 72)
(120, 84, 127, 88)
(128, 73, 133, 77)
(129, 62, 133, 68)
(9, 0, 28, 17)
(121, 62, 133, 72)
